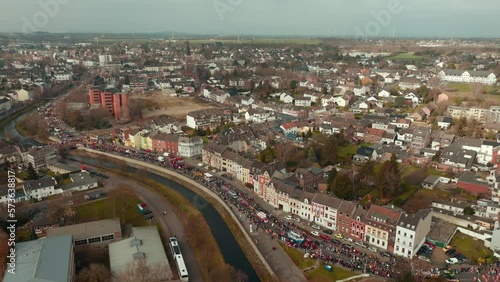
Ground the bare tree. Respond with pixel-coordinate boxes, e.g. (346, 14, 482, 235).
(114, 258, 173, 282)
(77, 263, 111, 282)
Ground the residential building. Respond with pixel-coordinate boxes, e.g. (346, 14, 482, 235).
(364, 205, 401, 252)
(438, 70, 497, 85)
(353, 146, 378, 163)
(23, 177, 58, 200)
(394, 209, 432, 258)
(88, 86, 130, 122)
(448, 106, 489, 123)
(178, 136, 203, 157)
(3, 235, 75, 282)
(0, 97, 12, 112)
(411, 127, 431, 152)
(151, 133, 179, 155)
(295, 166, 325, 189)
(17, 88, 34, 101)
(186, 108, 225, 130)
(62, 172, 99, 192)
(311, 193, 343, 231)
(25, 146, 58, 171)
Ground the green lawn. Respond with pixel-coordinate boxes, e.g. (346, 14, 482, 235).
(304, 263, 357, 282)
(280, 243, 357, 281)
(75, 197, 150, 227)
(447, 83, 472, 92)
(450, 231, 497, 264)
(387, 52, 423, 61)
(280, 243, 316, 269)
(484, 85, 500, 95)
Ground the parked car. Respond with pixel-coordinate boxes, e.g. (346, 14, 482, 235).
(319, 234, 330, 241)
(368, 246, 378, 253)
(446, 249, 456, 256)
(446, 258, 459, 265)
(418, 255, 431, 263)
(284, 215, 292, 220)
(330, 239, 341, 245)
(293, 217, 301, 223)
(335, 233, 343, 239)
(311, 230, 320, 237)
(323, 229, 333, 235)
(381, 252, 391, 258)
(442, 245, 452, 252)
(311, 224, 321, 230)
(342, 244, 353, 251)
(355, 241, 368, 248)
(424, 241, 435, 249)
(344, 237, 353, 243)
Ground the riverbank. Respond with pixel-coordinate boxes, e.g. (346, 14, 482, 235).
(1, 101, 42, 140)
(73, 149, 276, 281)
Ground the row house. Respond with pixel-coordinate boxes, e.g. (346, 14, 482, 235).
(311, 193, 342, 231)
(438, 70, 497, 85)
(448, 106, 490, 123)
(364, 205, 401, 252)
(151, 133, 179, 155)
(394, 209, 432, 259)
(178, 136, 203, 158)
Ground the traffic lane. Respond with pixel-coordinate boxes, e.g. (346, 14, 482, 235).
(78, 162, 205, 282)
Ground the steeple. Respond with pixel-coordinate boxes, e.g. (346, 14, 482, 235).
(185, 41, 191, 56)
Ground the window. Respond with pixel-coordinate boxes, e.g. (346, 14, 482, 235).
(75, 239, 88, 246)
(382, 241, 385, 247)
(398, 230, 400, 235)
(396, 246, 399, 251)
(410, 234, 413, 239)
(88, 237, 101, 244)
(102, 234, 114, 241)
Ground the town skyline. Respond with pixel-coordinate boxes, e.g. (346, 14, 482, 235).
(1, 0, 499, 38)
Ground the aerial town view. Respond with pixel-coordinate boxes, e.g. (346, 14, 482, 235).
(1, 1, 500, 282)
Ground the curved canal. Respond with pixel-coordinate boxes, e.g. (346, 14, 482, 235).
(75, 156, 260, 282)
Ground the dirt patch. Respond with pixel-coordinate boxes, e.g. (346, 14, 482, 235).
(131, 92, 218, 119)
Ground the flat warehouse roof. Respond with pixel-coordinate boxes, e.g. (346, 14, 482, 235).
(46, 218, 121, 241)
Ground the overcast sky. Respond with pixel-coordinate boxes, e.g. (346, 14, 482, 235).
(1, 0, 498, 38)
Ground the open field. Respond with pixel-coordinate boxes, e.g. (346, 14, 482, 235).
(187, 38, 321, 45)
(450, 231, 497, 264)
(131, 92, 218, 119)
(75, 196, 150, 227)
(443, 83, 500, 104)
(386, 52, 423, 61)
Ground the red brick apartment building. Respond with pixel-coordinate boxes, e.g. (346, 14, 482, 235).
(89, 86, 130, 123)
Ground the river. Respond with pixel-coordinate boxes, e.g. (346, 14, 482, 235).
(2, 108, 41, 146)
(72, 156, 260, 282)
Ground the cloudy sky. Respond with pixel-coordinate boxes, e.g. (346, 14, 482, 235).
(1, 0, 498, 38)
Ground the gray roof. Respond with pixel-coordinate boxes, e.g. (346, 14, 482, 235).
(109, 227, 173, 279)
(23, 177, 57, 191)
(46, 218, 121, 241)
(63, 172, 98, 190)
(3, 235, 73, 282)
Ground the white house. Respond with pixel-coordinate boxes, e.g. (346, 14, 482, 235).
(23, 177, 59, 200)
(63, 172, 98, 192)
(311, 194, 342, 231)
(378, 90, 391, 98)
(438, 70, 497, 85)
(394, 209, 432, 259)
(280, 93, 294, 104)
(294, 96, 312, 107)
(178, 136, 203, 157)
(0, 97, 12, 112)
